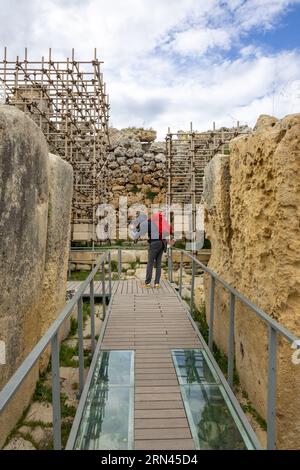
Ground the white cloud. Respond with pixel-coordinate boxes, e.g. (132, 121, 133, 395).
(165, 28, 232, 56)
(0, 0, 300, 139)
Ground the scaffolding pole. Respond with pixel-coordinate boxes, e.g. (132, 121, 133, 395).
(0, 47, 111, 241)
(166, 123, 250, 252)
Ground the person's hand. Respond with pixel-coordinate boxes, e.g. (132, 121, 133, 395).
(168, 239, 176, 246)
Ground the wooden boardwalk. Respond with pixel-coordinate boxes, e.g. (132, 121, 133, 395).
(67, 280, 117, 298)
(101, 279, 203, 450)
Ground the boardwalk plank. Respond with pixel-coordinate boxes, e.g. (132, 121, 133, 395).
(98, 279, 203, 450)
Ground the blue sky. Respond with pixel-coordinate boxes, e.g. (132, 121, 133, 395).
(0, 0, 300, 138)
(243, 6, 300, 51)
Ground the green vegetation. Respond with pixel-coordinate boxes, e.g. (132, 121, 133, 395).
(69, 270, 101, 281)
(145, 190, 156, 201)
(130, 261, 138, 270)
(110, 260, 118, 272)
(61, 421, 73, 449)
(174, 239, 186, 249)
(241, 391, 267, 431)
(60, 343, 78, 368)
(70, 318, 78, 337)
(191, 302, 239, 386)
(129, 184, 139, 194)
(189, 301, 266, 433)
(33, 380, 52, 403)
(203, 238, 211, 249)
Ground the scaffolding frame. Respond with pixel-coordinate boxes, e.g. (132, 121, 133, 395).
(0, 47, 111, 243)
(166, 122, 249, 251)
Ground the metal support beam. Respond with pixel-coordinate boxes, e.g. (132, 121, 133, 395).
(51, 333, 61, 450)
(228, 292, 235, 388)
(77, 297, 84, 395)
(267, 325, 277, 450)
(208, 276, 215, 351)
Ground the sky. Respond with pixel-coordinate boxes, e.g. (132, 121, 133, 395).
(0, 0, 300, 139)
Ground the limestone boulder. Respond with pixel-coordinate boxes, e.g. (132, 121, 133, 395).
(128, 173, 143, 185)
(0, 105, 49, 387)
(204, 113, 300, 449)
(38, 154, 73, 344)
(121, 250, 137, 263)
(131, 164, 141, 173)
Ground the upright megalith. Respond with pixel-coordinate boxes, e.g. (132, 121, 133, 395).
(204, 113, 300, 449)
(38, 154, 73, 361)
(0, 106, 73, 447)
(0, 105, 49, 386)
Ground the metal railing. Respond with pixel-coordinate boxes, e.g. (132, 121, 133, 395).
(0, 252, 112, 450)
(167, 248, 300, 450)
(1, 245, 299, 450)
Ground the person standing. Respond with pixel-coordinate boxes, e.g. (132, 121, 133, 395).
(130, 212, 174, 288)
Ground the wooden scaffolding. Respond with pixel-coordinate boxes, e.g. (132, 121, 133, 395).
(0, 47, 111, 243)
(166, 123, 250, 250)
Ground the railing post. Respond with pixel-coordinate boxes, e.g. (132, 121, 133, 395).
(179, 251, 183, 297)
(168, 248, 173, 282)
(102, 261, 106, 317)
(267, 325, 277, 450)
(90, 279, 95, 355)
(208, 275, 215, 351)
(190, 259, 195, 313)
(77, 297, 84, 395)
(108, 251, 112, 296)
(118, 247, 122, 279)
(51, 332, 61, 450)
(228, 292, 235, 388)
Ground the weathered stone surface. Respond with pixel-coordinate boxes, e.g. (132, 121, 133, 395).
(139, 251, 149, 263)
(38, 154, 73, 352)
(0, 105, 49, 385)
(253, 114, 278, 132)
(131, 164, 141, 172)
(0, 106, 48, 448)
(106, 129, 167, 211)
(18, 425, 52, 447)
(128, 173, 143, 185)
(26, 402, 53, 425)
(0, 107, 73, 448)
(204, 113, 300, 449)
(121, 250, 137, 263)
(3, 437, 36, 450)
(134, 267, 146, 280)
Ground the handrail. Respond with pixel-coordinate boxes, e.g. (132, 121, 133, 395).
(2, 245, 299, 451)
(172, 248, 298, 344)
(0, 251, 108, 449)
(167, 247, 300, 450)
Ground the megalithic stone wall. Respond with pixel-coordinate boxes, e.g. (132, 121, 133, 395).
(203, 113, 300, 449)
(107, 129, 166, 208)
(0, 105, 73, 447)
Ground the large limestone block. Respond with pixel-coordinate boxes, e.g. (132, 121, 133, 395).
(203, 153, 232, 272)
(0, 105, 49, 385)
(204, 113, 300, 449)
(38, 154, 73, 343)
(0, 105, 49, 448)
(121, 250, 137, 263)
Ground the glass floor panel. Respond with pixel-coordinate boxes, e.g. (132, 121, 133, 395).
(74, 350, 134, 450)
(172, 349, 218, 385)
(172, 349, 255, 450)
